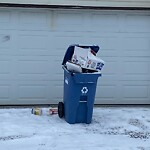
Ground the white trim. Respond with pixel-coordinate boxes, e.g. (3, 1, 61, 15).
(0, 0, 150, 8)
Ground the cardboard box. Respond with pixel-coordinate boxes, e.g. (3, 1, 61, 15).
(71, 46, 104, 72)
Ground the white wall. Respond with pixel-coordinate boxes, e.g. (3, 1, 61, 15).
(0, 0, 150, 8)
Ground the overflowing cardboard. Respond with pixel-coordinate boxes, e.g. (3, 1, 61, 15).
(71, 46, 104, 72)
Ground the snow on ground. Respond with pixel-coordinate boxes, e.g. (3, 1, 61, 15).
(0, 107, 150, 150)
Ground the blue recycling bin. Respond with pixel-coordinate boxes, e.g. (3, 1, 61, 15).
(63, 66, 101, 124)
(58, 44, 102, 124)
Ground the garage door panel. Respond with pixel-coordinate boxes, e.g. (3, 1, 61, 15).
(90, 13, 119, 32)
(121, 80, 150, 103)
(91, 14, 118, 25)
(17, 56, 50, 61)
(17, 56, 62, 81)
(0, 10, 10, 23)
(126, 14, 150, 26)
(18, 74, 48, 81)
(19, 11, 47, 24)
(100, 74, 117, 82)
(0, 34, 12, 49)
(0, 80, 15, 102)
(122, 37, 150, 51)
(98, 50, 117, 57)
(125, 25, 150, 33)
(18, 49, 50, 56)
(122, 75, 149, 81)
(18, 85, 47, 101)
(18, 60, 48, 74)
(55, 11, 84, 31)
(97, 85, 117, 99)
(0, 57, 13, 81)
(54, 35, 83, 49)
(0, 10, 12, 29)
(0, 8, 150, 105)
(0, 60, 11, 74)
(122, 61, 149, 74)
(0, 85, 11, 101)
(18, 11, 49, 30)
(89, 25, 119, 32)
(123, 50, 150, 57)
(56, 11, 83, 25)
(125, 14, 150, 32)
(102, 61, 118, 74)
(18, 60, 49, 81)
(0, 48, 13, 56)
(97, 83, 118, 103)
(49, 84, 63, 101)
(19, 35, 47, 49)
(123, 85, 149, 99)
(91, 36, 118, 51)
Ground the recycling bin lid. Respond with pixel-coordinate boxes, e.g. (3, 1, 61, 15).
(62, 44, 100, 65)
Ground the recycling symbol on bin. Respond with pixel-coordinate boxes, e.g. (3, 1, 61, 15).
(81, 87, 88, 94)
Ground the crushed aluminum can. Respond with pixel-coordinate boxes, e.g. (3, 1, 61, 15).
(31, 108, 42, 115)
(49, 108, 58, 115)
(31, 107, 58, 116)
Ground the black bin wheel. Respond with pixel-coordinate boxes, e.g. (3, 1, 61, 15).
(58, 102, 64, 118)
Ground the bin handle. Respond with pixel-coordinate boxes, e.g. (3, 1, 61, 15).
(77, 82, 94, 84)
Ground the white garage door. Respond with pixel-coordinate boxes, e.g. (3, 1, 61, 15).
(0, 8, 150, 105)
